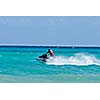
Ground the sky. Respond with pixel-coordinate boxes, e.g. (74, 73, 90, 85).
(0, 16, 100, 46)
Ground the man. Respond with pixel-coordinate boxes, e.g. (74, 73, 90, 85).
(39, 49, 54, 60)
(47, 49, 54, 57)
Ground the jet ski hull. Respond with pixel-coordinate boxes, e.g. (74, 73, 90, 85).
(36, 57, 48, 62)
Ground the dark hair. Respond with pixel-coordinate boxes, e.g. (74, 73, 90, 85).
(47, 49, 51, 53)
(48, 49, 50, 51)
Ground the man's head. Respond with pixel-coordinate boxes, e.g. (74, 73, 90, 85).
(47, 49, 51, 53)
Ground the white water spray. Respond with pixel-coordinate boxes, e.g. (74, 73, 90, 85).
(47, 53, 100, 66)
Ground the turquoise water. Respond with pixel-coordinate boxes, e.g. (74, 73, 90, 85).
(1, 46, 100, 82)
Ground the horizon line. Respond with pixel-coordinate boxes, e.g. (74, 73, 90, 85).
(0, 44, 100, 47)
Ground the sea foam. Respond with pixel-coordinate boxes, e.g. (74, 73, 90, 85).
(47, 53, 100, 66)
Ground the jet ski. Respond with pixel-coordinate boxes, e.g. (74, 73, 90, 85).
(36, 53, 49, 62)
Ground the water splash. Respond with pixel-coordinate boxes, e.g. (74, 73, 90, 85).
(47, 53, 100, 66)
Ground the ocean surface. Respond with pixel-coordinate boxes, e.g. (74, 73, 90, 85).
(1, 46, 100, 83)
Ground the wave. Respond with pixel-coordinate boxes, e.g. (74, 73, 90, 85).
(47, 53, 100, 66)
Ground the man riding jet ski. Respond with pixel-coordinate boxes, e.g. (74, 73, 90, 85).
(38, 49, 54, 62)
